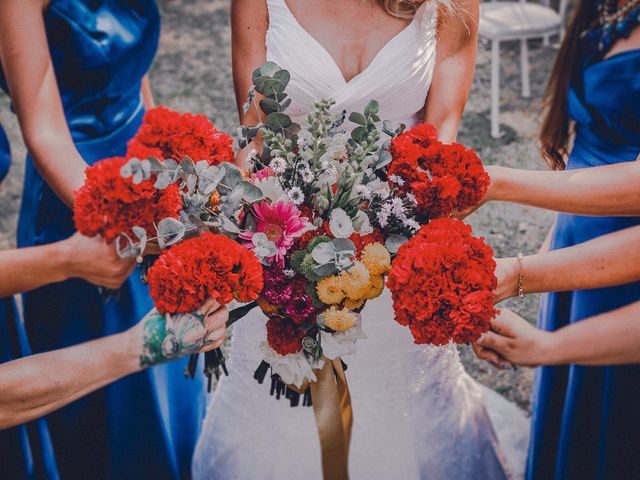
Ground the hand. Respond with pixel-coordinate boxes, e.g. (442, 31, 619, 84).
(474, 308, 553, 367)
(61, 233, 136, 288)
(493, 257, 519, 303)
(136, 299, 229, 368)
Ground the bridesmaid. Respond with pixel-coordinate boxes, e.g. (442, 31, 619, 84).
(473, 1, 640, 478)
(0, 1, 204, 479)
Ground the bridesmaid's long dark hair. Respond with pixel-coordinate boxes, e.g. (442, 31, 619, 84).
(540, 2, 598, 170)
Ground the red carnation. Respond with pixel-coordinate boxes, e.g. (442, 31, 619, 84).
(388, 124, 490, 219)
(147, 232, 263, 314)
(126, 106, 234, 166)
(73, 156, 182, 243)
(266, 316, 308, 355)
(387, 218, 497, 345)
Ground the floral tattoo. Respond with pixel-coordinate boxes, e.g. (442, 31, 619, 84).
(139, 309, 213, 368)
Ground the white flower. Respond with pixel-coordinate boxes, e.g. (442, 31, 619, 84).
(377, 211, 389, 228)
(320, 161, 338, 177)
(403, 217, 420, 232)
(329, 208, 355, 238)
(366, 179, 390, 199)
(353, 210, 373, 235)
(270, 156, 287, 174)
(260, 343, 318, 388)
(301, 170, 315, 184)
(287, 187, 304, 205)
(248, 149, 260, 164)
(355, 184, 371, 199)
(253, 176, 288, 203)
(283, 269, 296, 277)
(320, 314, 367, 360)
(391, 197, 406, 216)
(405, 192, 417, 204)
(388, 174, 405, 186)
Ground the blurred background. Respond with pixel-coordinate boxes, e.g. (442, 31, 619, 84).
(0, 0, 568, 412)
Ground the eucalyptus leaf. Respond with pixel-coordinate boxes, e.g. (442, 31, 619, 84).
(332, 238, 356, 254)
(157, 217, 186, 249)
(155, 171, 175, 190)
(313, 263, 339, 278)
(198, 165, 225, 195)
(131, 226, 148, 254)
(221, 184, 245, 217)
(115, 232, 141, 259)
(259, 98, 281, 115)
(252, 61, 280, 82)
(254, 76, 286, 97)
(273, 69, 290, 88)
(385, 234, 408, 254)
(364, 100, 379, 116)
(280, 97, 292, 112)
(374, 150, 393, 170)
(348, 112, 367, 127)
(311, 242, 335, 265)
(179, 157, 196, 174)
(218, 214, 241, 234)
(351, 126, 367, 143)
(218, 163, 244, 194)
(240, 181, 264, 202)
(265, 112, 292, 131)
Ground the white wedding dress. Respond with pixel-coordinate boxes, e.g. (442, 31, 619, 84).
(193, 1, 529, 478)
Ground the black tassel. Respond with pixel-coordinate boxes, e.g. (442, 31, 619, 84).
(185, 353, 199, 379)
(303, 388, 313, 406)
(341, 359, 348, 372)
(266, 374, 312, 407)
(253, 360, 270, 384)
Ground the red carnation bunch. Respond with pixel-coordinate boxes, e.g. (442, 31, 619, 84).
(387, 218, 497, 345)
(73, 156, 182, 243)
(147, 232, 264, 314)
(388, 123, 490, 219)
(266, 316, 308, 356)
(126, 106, 234, 166)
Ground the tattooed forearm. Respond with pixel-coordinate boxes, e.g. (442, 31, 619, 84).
(139, 309, 213, 368)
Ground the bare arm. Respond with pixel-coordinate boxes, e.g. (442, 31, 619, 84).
(485, 160, 640, 216)
(231, 0, 269, 169)
(423, 1, 479, 143)
(141, 75, 155, 109)
(494, 225, 640, 302)
(0, 233, 135, 296)
(0, 301, 228, 429)
(0, 0, 88, 206)
(476, 304, 640, 367)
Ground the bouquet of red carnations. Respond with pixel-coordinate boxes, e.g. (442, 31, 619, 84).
(387, 218, 498, 346)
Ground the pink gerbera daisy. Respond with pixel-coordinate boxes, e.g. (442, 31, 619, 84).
(241, 200, 308, 265)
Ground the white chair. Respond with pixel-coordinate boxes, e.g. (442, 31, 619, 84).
(479, 0, 568, 138)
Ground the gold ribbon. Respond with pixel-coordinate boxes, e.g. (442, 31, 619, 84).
(309, 358, 353, 480)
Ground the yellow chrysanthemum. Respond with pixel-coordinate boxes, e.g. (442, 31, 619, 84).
(342, 297, 365, 310)
(316, 275, 346, 305)
(257, 297, 279, 315)
(322, 306, 357, 332)
(339, 261, 371, 300)
(363, 275, 385, 300)
(361, 242, 391, 276)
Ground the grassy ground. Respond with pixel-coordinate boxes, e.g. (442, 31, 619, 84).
(0, 0, 559, 412)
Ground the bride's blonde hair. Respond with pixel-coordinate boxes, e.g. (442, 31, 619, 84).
(378, 0, 453, 19)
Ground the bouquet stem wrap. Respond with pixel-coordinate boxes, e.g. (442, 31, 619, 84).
(310, 357, 353, 480)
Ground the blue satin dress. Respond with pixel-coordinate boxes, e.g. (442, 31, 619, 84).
(0, 2, 205, 478)
(528, 50, 640, 480)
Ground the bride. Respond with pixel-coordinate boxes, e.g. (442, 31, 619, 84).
(194, 0, 528, 478)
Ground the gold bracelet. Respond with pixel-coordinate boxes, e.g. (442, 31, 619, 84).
(516, 253, 525, 300)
